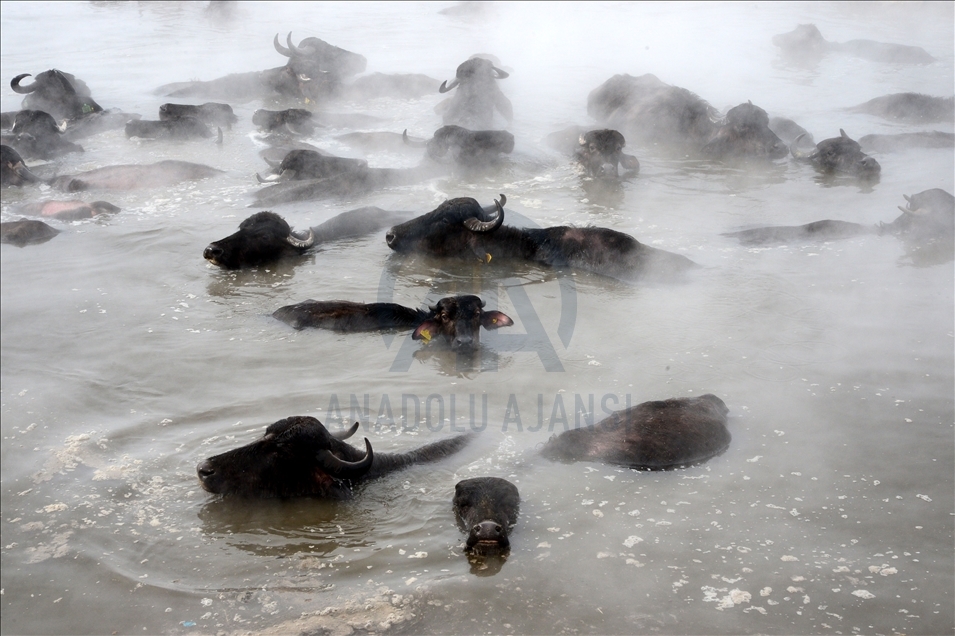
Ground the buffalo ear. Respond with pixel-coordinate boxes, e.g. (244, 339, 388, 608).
(481, 311, 513, 330)
(412, 319, 440, 342)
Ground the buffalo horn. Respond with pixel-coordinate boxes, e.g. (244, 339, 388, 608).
(903, 194, 913, 204)
(316, 438, 374, 480)
(255, 172, 278, 183)
(492, 66, 509, 79)
(287, 32, 316, 57)
(273, 33, 292, 57)
(464, 196, 505, 233)
(331, 422, 360, 441)
(402, 129, 427, 148)
(790, 133, 814, 160)
(286, 228, 315, 249)
(438, 79, 459, 94)
(11, 74, 37, 94)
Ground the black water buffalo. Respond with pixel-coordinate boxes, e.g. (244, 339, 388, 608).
(436, 57, 512, 129)
(125, 117, 218, 141)
(768, 116, 814, 146)
(859, 131, 955, 154)
(849, 93, 954, 124)
(1, 219, 59, 246)
(540, 394, 731, 470)
(1, 145, 44, 186)
(791, 129, 881, 179)
(49, 160, 223, 191)
(453, 477, 519, 556)
(772, 24, 935, 65)
(723, 189, 954, 251)
(10, 69, 103, 121)
(204, 207, 410, 269)
(3, 110, 83, 159)
(157, 33, 365, 102)
(273, 295, 513, 352)
(256, 149, 367, 183)
(196, 416, 471, 498)
(252, 108, 316, 135)
(250, 164, 434, 206)
(405, 125, 514, 167)
(385, 195, 696, 283)
(14, 199, 120, 221)
(587, 74, 784, 160)
(159, 102, 237, 128)
(575, 129, 640, 177)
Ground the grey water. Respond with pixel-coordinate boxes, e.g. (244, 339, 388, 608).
(1, 2, 953, 634)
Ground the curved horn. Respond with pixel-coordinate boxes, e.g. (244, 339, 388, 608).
(215, 127, 223, 146)
(11, 74, 36, 94)
(839, 128, 849, 139)
(438, 78, 459, 94)
(286, 227, 315, 249)
(273, 33, 292, 57)
(316, 438, 374, 480)
(332, 422, 360, 441)
(903, 194, 913, 204)
(255, 172, 279, 184)
(492, 66, 509, 79)
(790, 133, 815, 160)
(402, 129, 427, 148)
(464, 197, 505, 233)
(263, 156, 282, 169)
(287, 32, 316, 56)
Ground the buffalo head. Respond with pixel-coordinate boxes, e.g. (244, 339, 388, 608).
(453, 477, 520, 556)
(791, 129, 881, 179)
(437, 57, 513, 129)
(1, 145, 44, 186)
(412, 295, 513, 352)
(575, 129, 640, 177)
(700, 102, 787, 161)
(385, 195, 504, 258)
(197, 417, 372, 498)
(203, 211, 315, 269)
(11, 69, 103, 121)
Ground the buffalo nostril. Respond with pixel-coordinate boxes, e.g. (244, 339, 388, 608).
(203, 245, 222, 260)
(385, 231, 396, 246)
(197, 461, 215, 479)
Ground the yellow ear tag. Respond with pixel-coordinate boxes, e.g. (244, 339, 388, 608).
(419, 329, 432, 342)
(305, 98, 311, 104)
(485, 253, 492, 263)
(491, 318, 498, 324)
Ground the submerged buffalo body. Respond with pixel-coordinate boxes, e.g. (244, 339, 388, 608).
(453, 477, 519, 556)
(4, 110, 83, 159)
(11, 69, 103, 121)
(257, 149, 367, 182)
(849, 93, 955, 124)
(541, 394, 731, 470)
(252, 108, 316, 135)
(385, 196, 696, 283)
(15, 199, 120, 221)
(1, 145, 44, 186)
(773, 24, 936, 65)
(587, 75, 784, 160)
(159, 102, 238, 128)
(125, 117, 216, 140)
(204, 208, 410, 269)
(858, 131, 955, 154)
(1, 219, 59, 247)
(437, 57, 512, 129)
(413, 125, 515, 167)
(50, 160, 223, 191)
(197, 416, 471, 498)
(273, 294, 513, 351)
(251, 165, 433, 206)
(791, 129, 881, 179)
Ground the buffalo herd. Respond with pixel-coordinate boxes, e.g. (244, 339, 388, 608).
(3, 19, 952, 567)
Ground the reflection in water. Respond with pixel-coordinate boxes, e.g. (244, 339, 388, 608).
(466, 551, 508, 576)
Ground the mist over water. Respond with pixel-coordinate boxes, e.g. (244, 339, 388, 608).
(1, 2, 953, 634)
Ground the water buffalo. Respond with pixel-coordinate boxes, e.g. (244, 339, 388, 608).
(385, 195, 697, 283)
(14, 199, 120, 221)
(790, 129, 881, 179)
(3, 110, 83, 159)
(540, 394, 731, 470)
(50, 160, 223, 191)
(574, 129, 640, 177)
(256, 149, 367, 183)
(768, 117, 814, 146)
(453, 477, 519, 556)
(1, 145, 44, 186)
(159, 102, 238, 128)
(204, 207, 410, 269)
(157, 33, 364, 102)
(250, 164, 435, 206)
(196, 416, 472, 498)
(849, 93, 955, 124)
(273, 295, 513, 352)
(1, 219, 59, 246)
(404, 125, 514, 167)
(10, 69, 104, 121)
(125, 117, 219, 141)
(858, 131, 955, 154)
(252, 108, 317, 135)
(436, 57, 513, 129)
(587, 74, 784, 160)
(723, 189, 953, 250)
(772, 24, 935, 65)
